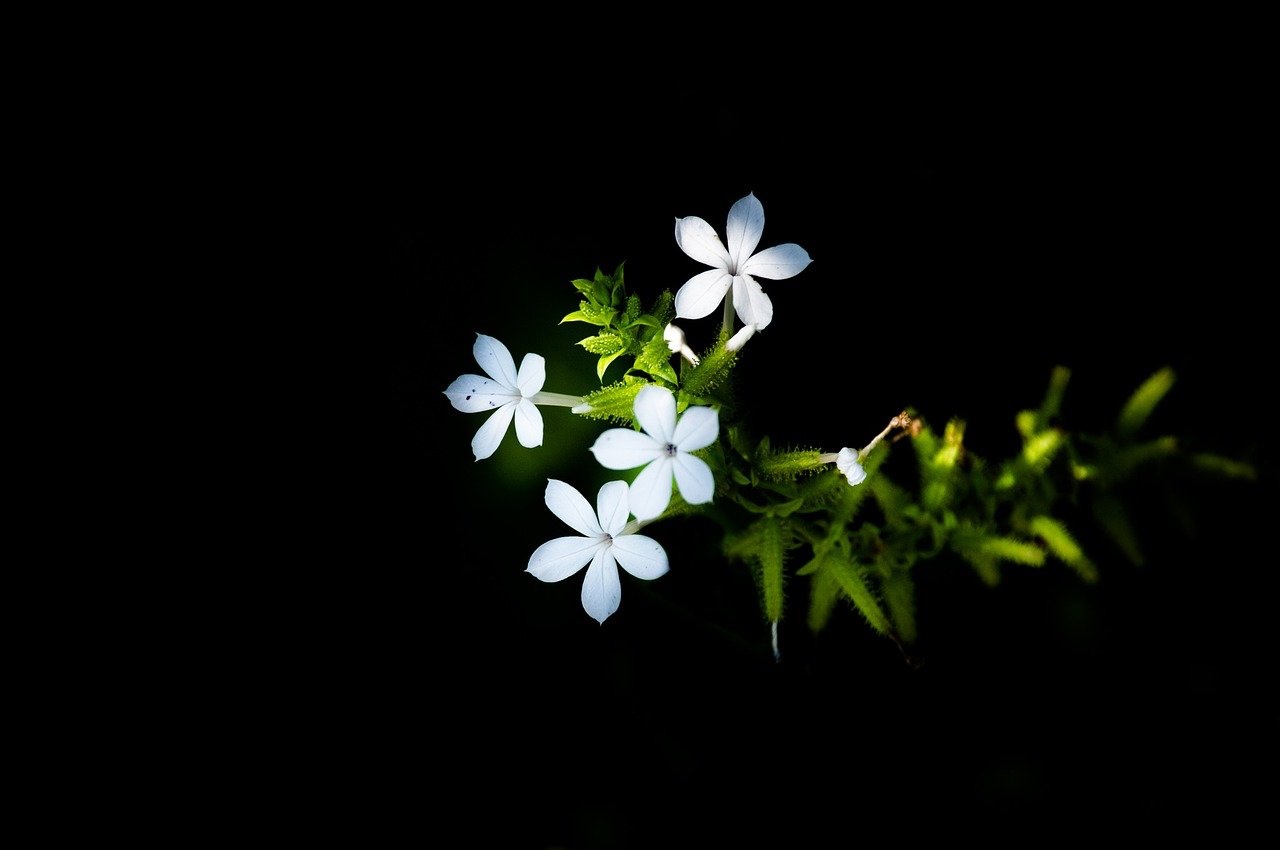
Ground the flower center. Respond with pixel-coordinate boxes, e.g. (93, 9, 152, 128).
(665, 443, 678, 456)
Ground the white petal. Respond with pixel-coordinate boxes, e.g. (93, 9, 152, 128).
(672, 452, 715, 505)
(674, 215, 731, 269)
(596, 480, 631, 537)
(672, 405, 719, 452)
(443, 374, 517, 413)
(472, 334, 519, 388)
(516, 352, 546, 397)
(633, 385, 677, 444)
(589, 428, 663, 470)
(527, 536, 601, 582)
(470, 402, 516, 461)
(513, 398, 543, 448)
(732, 274, 775, 330)
(627, 457, 674, 521)
(611, 534, 669, 580)
(740, 243, 812, 280)
(674, 269, 733, 321)
(726, 192, 765, 273)
(580, 547, 622, 624)
(544, 478, 604, 536)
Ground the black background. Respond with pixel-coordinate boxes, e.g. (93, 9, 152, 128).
(356, 66, 1272, 846)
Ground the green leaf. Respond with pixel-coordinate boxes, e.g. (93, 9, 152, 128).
(625, 314, 661, 330)
(564, 300, 618, 327)
(1189, 453, 1257, 480)
(807, 567, 841, 634)
(633, 327, 678, 384)
(1117, 367, 1175, 439)
(977, 536, 1046, 567)
(1092, 493, 1144, 566)
(758, 517, 786, 623)
(597, 350, 627, 383)
(570, 278, 596, 296)
(772, 498, 807, 518)
(1038, 365, 1072, 425)
(882, 569, 917, 643)
(1028, 515, 1098, 583)
(825, 553, 890, 635)
(591, 275, 610, 305)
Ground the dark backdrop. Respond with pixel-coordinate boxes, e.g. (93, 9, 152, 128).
(358, 73, 1271, 845)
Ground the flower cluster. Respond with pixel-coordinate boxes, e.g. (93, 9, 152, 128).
(445, 193, 871, 626)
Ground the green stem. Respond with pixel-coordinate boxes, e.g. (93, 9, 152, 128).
(721, 295, 735, 337)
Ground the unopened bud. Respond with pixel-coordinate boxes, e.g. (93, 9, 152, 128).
(725, 323, 757, 352)
(663, 323, 701, 365)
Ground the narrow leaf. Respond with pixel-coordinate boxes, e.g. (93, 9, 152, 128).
(807, 567, 841, 634)
(826, 554, 890, 635)
(1117, 367, 1175, 439)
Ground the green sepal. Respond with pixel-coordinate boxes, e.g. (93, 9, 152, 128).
(575, 378, 648, 424)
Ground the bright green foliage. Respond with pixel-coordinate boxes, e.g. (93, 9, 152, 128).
(560, 264, 678, 386)
(554, 264, 1254, 654)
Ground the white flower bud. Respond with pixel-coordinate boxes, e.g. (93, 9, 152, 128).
(835, 447, 867, 486)
(725, 323, 757, 352)
(663, 323, 701, 365)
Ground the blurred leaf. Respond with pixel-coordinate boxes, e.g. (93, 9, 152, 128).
(1117, 366, 1175, 439)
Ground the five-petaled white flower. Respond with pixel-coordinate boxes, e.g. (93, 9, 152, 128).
(836, 447, 867, 486)
(588, 385, 718, 521)
(444, 334, 546, 461)
(527, 479, 670, 624)
(674, 192, 812, 331)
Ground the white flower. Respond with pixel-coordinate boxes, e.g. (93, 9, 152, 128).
(673, 192, 812, 331)
(836, 447, 867, 486)
(527, 479, 670, 624)
(588, 385, 718, 520)
(444, 334, 546, 461)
